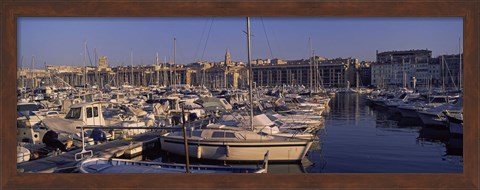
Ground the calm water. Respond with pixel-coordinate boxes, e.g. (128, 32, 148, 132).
(306, 93, 463, 173)
(141, 93, 463, 173)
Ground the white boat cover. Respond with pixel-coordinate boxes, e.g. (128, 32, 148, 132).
(42, 117, 83, 135)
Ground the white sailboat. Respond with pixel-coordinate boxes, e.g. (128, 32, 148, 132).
(160, 17, 313, 162)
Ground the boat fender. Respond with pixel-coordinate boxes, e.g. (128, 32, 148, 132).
(197, 146, 202, 159)
(226, 145, 230, 157)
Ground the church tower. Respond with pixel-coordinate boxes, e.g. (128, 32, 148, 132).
(225, 49, 232, 66)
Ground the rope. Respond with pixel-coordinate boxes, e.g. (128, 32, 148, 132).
(200, 18, 214, 61)
(193, 18, 210, 62)
(260, 17, 274, 59)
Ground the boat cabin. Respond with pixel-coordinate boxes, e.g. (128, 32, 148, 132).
(65, 102, 106, 126)
(110, 92, 127, 103)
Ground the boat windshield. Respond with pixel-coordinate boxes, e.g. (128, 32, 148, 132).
(17, 104, 41, 112)
(65, 107, 81, 119)
(430, 97, 447, 103)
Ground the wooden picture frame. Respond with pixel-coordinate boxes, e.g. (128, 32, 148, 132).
(1, 1, 478, 189)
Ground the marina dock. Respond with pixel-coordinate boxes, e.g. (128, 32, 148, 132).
(17, 131, 161, 173)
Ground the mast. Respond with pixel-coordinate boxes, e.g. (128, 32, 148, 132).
(441, 56, 445, 92)
(309, 37, 313, 93)
(94, 48, 99, 87)
(131, 49, 134, 86)
(156, 52, 160, 86)
(164, 56, 168, 86)
(30, 56, 35, 99)
(313, 50, 316, 92)
(173, 38, 177, 91)
(83, 41, 87, 91)
(402, 57, 406, 89)
(247, 17, 254, 131)
(20, 56, 24, 88)
(458, 37, 462, 90)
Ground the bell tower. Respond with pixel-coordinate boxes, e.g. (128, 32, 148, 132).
(225, 49, 231, 66)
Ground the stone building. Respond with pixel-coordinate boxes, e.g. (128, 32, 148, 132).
(371, 49, 437, 89)
(252, 57, 359, 88)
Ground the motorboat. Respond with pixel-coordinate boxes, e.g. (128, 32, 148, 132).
(78, 155, 268, 173)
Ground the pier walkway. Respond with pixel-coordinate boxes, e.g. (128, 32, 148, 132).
(17, 131, 161, 173)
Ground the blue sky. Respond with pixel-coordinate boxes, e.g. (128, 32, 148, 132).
(18, 17, 462, 68)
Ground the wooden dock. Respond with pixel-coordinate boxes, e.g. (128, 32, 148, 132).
(17, 131, 161, 173)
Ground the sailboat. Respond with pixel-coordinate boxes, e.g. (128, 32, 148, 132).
(159, 17, 313, 163)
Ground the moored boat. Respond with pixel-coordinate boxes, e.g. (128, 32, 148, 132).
(78, 155, 268, 173)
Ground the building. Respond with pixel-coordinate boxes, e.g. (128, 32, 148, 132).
(252, 57, 359, 88)
(199, 50, 246, 89)
(358, 61, 372, 87)
(371, 49, 435, 89)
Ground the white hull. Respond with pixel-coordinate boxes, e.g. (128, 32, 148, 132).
(397, 107, 420, 118)
(417, 111, 445, 126)
(160, 137, 312, 162)
(448, 122, 463, 135)
(79, 158, 266, 173)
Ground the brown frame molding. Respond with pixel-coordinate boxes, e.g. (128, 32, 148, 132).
(1, 1, 478, 189)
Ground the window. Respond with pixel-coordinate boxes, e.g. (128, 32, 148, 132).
(191, 131, 202, 137)
(66, 108, 81, 119)
(212, 131, 236, 138)
(93, 107, 99, 117)
(86, 107, 93, 118)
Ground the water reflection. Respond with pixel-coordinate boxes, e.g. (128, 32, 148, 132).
(325, 93, 463, 172)
(367, 95, 463, 159)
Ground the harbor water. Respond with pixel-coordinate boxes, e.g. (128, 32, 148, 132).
(138, 93, 463, 173)
(306, 93, 463, 173)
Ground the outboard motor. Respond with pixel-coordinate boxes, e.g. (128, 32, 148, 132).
(42, 130, 67, 151)
(188, 112, 198, 122)
(89, 128, 107, 143)
(171, 115, 181, 125)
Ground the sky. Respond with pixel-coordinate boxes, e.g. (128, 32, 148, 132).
(18, 17, 462, 68)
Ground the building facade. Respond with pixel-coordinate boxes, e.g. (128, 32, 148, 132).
(371, 49, 437, 89)
(252, 57, 359, 88)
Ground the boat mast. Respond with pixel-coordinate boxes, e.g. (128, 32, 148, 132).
(164, 56, 168, 86)
(20, 56, 24, 89)
(458, 37, 462, 91)
(309, 37, 313, 94)
(131, 49, 134, 87)
(313, 50, 316, 92)
(156, 51, 160, 86)
(94, 48, 99, 87)
(402, 57, 406, 89)
(83, 41, 87, 92)
(30, 56, 35, 99)
(441, 55, 445, 93)
(173, 38, 177, 91)
(247, 17, 254, 131)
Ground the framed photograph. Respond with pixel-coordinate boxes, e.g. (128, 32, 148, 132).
(1, 1, 478, 189)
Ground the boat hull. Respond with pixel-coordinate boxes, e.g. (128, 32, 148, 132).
(397, 107, 420, 118)
(78, 158, 266, 173)
(160, 137, 312, 162)
(418, 111, 445, 127)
